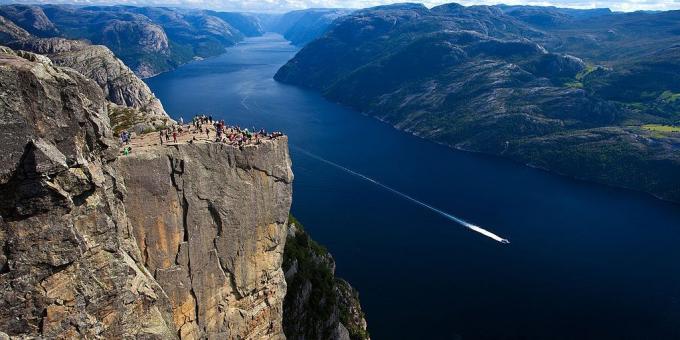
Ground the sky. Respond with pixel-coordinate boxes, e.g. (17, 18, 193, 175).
(1, 0, 680, 12)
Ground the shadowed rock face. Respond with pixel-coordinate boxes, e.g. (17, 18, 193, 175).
(116, 140, 293, 339)
(0, 45, 176, 339)
(282, 219, 369, 340)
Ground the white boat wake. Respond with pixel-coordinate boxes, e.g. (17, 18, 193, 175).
(293, 146, 510, 244)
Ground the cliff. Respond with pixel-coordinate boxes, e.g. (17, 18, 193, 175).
(269, 9, 352, 46)
(0, 44, 368, 339)
(116, 140, 293, 339)
(0, 44, 176, 338)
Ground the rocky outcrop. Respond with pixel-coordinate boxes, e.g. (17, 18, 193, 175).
(47, 44, 170, 129)
(0, 15, 172, 133)
(116, 139, 293, 339)
(0, 44, 367, 339)
(283, 218, 369, 340)
(0, 44, 294, 339)
(0, 44, 176, 339)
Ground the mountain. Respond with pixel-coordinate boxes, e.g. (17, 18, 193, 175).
(0, 4, 264, 77)
(270, 8, 352, 46)
(0, 14, 172, 133)
(205, 10, 264, 37)
(497, 5, 613, 27)
(275, 3, 680, 202)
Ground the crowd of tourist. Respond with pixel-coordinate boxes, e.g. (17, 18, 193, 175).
(152, 114, 284, 149)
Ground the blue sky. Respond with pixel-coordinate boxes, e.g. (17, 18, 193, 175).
(2, 0, 680, 12)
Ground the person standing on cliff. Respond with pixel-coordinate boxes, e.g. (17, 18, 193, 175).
(159, 130, 164, 145)
(173, 131, 178, 143)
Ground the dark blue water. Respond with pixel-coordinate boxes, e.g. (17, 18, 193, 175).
(146, 34, 680, 339)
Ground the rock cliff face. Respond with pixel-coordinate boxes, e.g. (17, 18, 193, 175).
(269, 9, 352, 46)
(0, 45, 176, 339)
(116, 140, 293, 339)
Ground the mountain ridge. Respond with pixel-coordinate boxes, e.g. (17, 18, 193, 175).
(275, 3, 680, 203)
(0, 4, 265, 77)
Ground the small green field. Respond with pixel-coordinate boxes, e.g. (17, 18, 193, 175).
(659, 91, 680, 103)
(642, 124, 680, 133)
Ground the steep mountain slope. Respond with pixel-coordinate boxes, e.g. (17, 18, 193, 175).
(0, 15, 172, 132)
(0, 4, 264, 77)
(275, 3, 680, 202)
(270, 8, 352, 46)
(205, 10, 264, 37)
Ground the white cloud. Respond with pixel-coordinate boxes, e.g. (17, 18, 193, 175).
(1, 0, 680, 12)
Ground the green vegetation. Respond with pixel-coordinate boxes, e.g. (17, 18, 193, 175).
(337, 280, 370, 340)
(575, 64, 597, 81)
(108, 105, 168, 135)
(564, 80, 583, 89)
(283, 215, 369, 340)
(659, 91, 680, 103)
(283, 216, 337, 339)
(108, 105, 145, 135)
(642, 124, 680, 133)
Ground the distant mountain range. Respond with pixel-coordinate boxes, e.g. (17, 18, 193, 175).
(0, 5, 351, 77)
(0, 13, 173, 133)
(0, 4, 263, 77)
(275, 3, 680, 202)
(267, 8, 353, 46)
